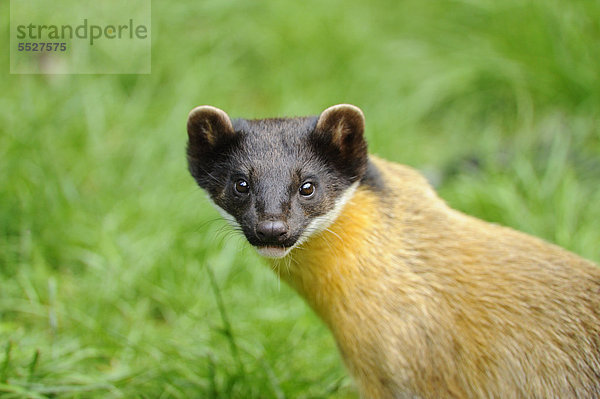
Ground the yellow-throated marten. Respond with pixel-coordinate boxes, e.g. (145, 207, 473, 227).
(186, 104, 600, 398)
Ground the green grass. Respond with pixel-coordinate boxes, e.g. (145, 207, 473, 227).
(1, 0, 599, 397)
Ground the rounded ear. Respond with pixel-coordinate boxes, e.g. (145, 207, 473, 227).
(313, 104, 368, 181)
(316, 104, 365, 146)
(187, 105, 234, 147)
(186, 106, 236, 188)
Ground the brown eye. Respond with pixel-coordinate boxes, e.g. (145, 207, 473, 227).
(234, 179, 249, 194)
(299, 182, 315, 197)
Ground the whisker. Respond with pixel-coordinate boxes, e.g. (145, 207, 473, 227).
(324, 227, 343, 243)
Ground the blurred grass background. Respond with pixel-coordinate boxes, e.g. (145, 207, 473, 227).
(1, 0, 599, 397)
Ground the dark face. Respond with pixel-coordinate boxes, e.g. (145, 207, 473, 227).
(187, 105, 368, 258)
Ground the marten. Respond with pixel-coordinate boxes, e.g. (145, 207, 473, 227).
(186, 104, 600, 398)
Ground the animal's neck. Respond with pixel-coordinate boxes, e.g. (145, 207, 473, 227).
(270, 186, 382, 327)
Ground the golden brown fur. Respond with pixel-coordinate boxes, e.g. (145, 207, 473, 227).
(272, 156, 600, 399)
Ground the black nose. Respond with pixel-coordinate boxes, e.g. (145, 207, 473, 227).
(256, 220, 289, 243)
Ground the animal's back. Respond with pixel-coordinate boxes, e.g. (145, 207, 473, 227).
(291, 156, 600, 398)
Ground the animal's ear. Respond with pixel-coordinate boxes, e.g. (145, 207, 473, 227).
(187, 105, 235, 148)
(313, 104, 368, 181)
(186, 106, 236, 188)
(316, 104, 365, 147)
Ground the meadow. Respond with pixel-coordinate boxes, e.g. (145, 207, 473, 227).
(1, 0, 599, 397)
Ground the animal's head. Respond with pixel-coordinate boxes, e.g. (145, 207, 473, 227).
(186, 104, 368, 258)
